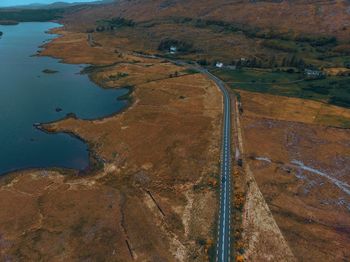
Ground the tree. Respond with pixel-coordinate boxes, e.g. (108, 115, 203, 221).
(257, 60, 263, 68)
(269, 56, 277, 68)
(290, 55, 297, 67)
(250, 57, 257, 67)
(198, 59, 208, 66)
(297, 58, 306, 69)
(282, 57, 287, 67)
(236, 59, 242, 68)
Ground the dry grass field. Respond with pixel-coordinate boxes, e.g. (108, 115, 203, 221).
(239, 90, 350, 128)
(238, 90, 350, 261)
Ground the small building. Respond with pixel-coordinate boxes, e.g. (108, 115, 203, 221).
(170, 46, 177, 54)
(216, 62, 224, 68)
(304, 69, 325, 79)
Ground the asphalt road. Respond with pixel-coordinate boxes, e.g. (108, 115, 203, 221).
(163, 60, 233, 261)
(131, 54, 233, 260)
(205, 70, 232, 262)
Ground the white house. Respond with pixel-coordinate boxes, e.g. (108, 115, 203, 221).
(304, 69, 325, 79)
(170, 46, 177, 54)
(216, 62, 224, 68)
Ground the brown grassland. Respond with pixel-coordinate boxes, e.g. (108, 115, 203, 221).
(238, 90, 350, 261)
(1, 0, 350, 261)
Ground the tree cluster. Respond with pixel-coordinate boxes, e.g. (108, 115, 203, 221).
(96, 17, 135, 32)
(158, 39, 193, 53)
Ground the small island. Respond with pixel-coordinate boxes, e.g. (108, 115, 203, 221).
(42, 69, 59, 74)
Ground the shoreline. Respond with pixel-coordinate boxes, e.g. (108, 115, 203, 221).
(1, 21, 135, 177)
(35, 23, 136, 174)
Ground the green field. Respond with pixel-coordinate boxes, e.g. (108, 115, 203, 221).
(212, 68, 350, 108)
(260, 38, 350, 66)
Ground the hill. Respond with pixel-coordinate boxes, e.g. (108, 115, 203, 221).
(0, 0, 115, 10)
(56, 0, 350, 72)
(63, 0, 350, 40)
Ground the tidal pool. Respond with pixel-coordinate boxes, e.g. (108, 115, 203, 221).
(0, 22, 128, 174)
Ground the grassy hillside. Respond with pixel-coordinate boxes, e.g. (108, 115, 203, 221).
(76, 0, 350, 38)
(64, 0, 350, 40)
(58, 0, 350, 65)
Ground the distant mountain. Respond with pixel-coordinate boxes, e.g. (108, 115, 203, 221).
(1, 0, 115, 10)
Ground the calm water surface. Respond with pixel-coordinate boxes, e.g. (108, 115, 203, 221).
(0, 22, 128, 174)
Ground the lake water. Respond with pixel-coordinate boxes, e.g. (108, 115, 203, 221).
(0, 22, 128, 175)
